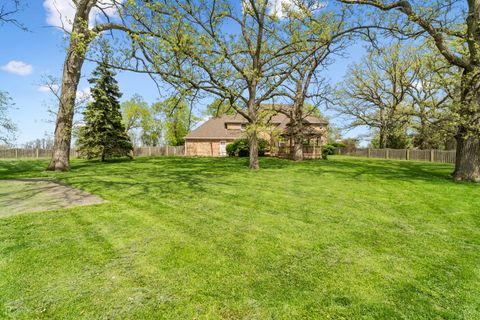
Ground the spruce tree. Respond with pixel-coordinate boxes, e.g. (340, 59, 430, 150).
(77, 56, 133, 161)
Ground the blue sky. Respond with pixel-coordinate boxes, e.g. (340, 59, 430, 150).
(0, 1, 367, 146)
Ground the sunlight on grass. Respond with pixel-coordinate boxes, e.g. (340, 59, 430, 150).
(0, 156, 479, 318)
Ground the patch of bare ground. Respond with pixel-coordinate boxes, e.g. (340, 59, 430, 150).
(0, 178, 104, 218)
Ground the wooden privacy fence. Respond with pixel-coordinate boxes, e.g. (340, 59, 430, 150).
(0, 148, 64, 159)
(0, 146, 185, 160)
(132, 146, 185, 157)
(335, 147, 457, 164)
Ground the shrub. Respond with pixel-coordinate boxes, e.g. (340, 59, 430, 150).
(227, 138, 269, 157)
(226, 143, 236, 157)
(321, 144, 336, 160)
(226, 139, 248, 157)
(237, 139, 250, 157)
(321, 143, 345, 159)
(258, 139, 269, 156)
(331, 142, 346, 148)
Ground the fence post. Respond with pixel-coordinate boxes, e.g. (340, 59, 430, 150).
(430, 149, 435, 162)
(406, 149, 410, 161)
(367, 148, 371, 158)
(15, 148, 18, 159)
(385, 148, 389, 159)
(148, 147, 152, 157)
(36, 148, 39, 159)
(166, 145, 169, 156)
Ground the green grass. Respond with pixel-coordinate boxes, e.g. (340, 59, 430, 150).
(0, 156, 479, 319)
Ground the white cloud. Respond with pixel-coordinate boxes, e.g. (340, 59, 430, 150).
(38, 84, 59, 93)
(76, 87, 92, 102)
(269, 0, 327, 18)
(269, 0, 292, 18)
(37, 84, 91, 101)
(43, 0, 123, 32)
(43, 0, 76, 31)
(2, 60, 33, 76)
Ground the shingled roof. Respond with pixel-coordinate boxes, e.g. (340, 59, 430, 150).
(185, 115, 247, 140)
(185, 112, 328, 140)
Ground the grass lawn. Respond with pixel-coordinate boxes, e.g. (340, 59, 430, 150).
(0, 156, 479, 319)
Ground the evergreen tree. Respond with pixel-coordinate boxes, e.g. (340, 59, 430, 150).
(77, 56, 132, 161)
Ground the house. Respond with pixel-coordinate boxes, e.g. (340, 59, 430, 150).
(184, 112, 328, 157)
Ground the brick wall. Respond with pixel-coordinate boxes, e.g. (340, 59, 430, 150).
(185, 139, 235, 156)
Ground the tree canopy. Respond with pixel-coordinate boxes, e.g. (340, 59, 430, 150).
(153, 96, 198, 146)
(120, 0, 341, 168)
(337, 0, 480, 181)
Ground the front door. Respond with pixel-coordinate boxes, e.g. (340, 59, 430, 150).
(219, 141, 227, 156)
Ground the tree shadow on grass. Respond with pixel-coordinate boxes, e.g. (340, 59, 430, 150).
(299, 157, 459, 184)
(1, 157, 473, 206)
(65, 156, 474, 204)
(0, 160, 49, 179)
(64, 157, 244, 200)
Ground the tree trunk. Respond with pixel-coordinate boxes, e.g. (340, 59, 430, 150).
(452, 69, 480, 182)
(246, 89, 259, 169)
(445, 138, 456, 150)
(379, 108, 386, 149)
(248, 130, 259, 169)
(379, 126, 386, 149)
(291, 134, 303, 161)
(419, 115, 428, 149)
(47, 53, 86, 171)
(290, 95, 304, 161)
(453, 134, 480, 182)
(47, 2, 93, 171)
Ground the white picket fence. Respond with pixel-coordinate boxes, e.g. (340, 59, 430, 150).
(0, 146, 185, 160)
(335, 147, 456, 164)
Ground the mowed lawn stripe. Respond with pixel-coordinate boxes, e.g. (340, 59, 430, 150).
(0, 156, 479, 319)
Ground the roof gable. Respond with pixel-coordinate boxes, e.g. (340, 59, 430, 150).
(185, 110, 328, 140)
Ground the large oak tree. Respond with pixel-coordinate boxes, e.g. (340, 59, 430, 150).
(124, 0, 333, 169)
(338, 0, 480, 181)
(334, 44, 416, 149)
(274, 3, 360, 160)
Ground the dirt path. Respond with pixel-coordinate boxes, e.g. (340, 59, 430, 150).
(0, 178, 104, 218)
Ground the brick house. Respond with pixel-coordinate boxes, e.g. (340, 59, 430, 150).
(184, 113, 328, 157)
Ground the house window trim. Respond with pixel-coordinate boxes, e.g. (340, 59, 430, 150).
(219, 140, 227, 156)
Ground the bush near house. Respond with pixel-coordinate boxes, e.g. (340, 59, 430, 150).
(321, 144, 336, 160)
(227, 138, 269, 157)
(331, 142, 347, 148)
(321, 142, 347, 159)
